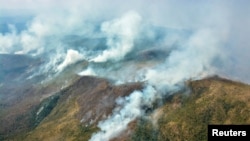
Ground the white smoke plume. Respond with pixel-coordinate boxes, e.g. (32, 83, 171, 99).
(0, 25, 19, 54)
(78, 67, 96, 76)
(92, 11, 142, 62)
(90, 85, 157, 141)
(145, 28, 224, 92)
(57, 49, 84, 71)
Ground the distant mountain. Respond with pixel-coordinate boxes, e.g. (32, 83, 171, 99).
(0, 54, 41, 83)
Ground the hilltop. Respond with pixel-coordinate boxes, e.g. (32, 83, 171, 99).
(1, 75, 249, 141)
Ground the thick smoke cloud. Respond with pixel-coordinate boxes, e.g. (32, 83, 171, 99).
(0, 11, 96, 55)
(57, 49, 84, 71)
(90, 86, 157, 141)
(92, 11, 142, 62)
(145, 29, 224, 92)
(0, 25, 19, 54)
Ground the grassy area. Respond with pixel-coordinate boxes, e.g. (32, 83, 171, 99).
(20, 95, 98, 141)
(132, 77, 250, 141)
(131, 118, 159, 141)
(5, 91, 98, 141)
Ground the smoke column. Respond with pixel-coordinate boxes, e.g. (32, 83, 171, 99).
(57, 49, 84, 71)
(89, 86, 157, 141)
(92, 11, 142, 62)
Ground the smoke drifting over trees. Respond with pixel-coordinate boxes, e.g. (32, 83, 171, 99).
(1, 0, 250, 140)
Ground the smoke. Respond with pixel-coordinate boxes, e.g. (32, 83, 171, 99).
(78, 67, 96, 76)
(145, 28, 224, 92)
(1, 0, 250, 140)
(0, 25, 19, 54)
(0, 14, 72, 54)
(90, 85, 157, 141)
(92, 11, 142, 62)
(89, 28, 224, 141)
(57, 49, 84, 71)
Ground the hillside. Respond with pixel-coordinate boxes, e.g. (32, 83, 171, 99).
(133, 77, 250, 141)
(1, 75, 142, 141)
(2, 76, 249, 141)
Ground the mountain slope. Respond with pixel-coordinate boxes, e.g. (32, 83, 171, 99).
(7, 76, 142, 141)
(135, 77, 250, 141)
(1, 54, 249, 141)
